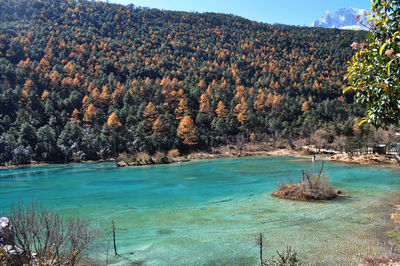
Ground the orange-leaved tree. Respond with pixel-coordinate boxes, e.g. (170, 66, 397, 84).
(175, 98, 188, 120)
(107, 112, 122, 130)
(177, 115, 198, 146)
(234, 97, 249, 125)
(107, 112, 122, 164)
(254, 89, 266, 113)
(215, 100, 228, 120)
(152, 118, 165, 135)
(143, 102, 158, 124)
(301, 101, 309, 112)
(70, 109, 81, 123)
(199, 93, 211, 114)
(83, 103, 97, 126)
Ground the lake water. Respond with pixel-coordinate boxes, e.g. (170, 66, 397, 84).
(1, 156, 399, 265)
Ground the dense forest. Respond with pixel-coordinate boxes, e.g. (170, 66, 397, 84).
(0, 0, 369, 164)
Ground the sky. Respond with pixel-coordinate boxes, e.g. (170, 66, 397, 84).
(107, 0, 371, 26)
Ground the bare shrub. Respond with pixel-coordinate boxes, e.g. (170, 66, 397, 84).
(310, 129, 330, 151)
(331, 136, 347, 152)
(257, 233, 299, 266)
(135, 152, 150, 164)
(374, 127, 390, 144)
(6, 201, 97, 265)
(167, 149, 180, 159)
(293, 138, 307, 150)
(264, 246, 299, 266)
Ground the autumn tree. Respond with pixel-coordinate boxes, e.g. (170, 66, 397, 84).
(254, 89, 266, 112)
(24, 80, 35, 91)
(70, 109, 81, 123)
(99, 85, 110, 106)
(175, 98, 188, 120)
(112, 82, 124, 103)
(301, 101, 309, 112)
(64, 61, 76, 77)
(199, 93, 211, 114)
(234, 97, 249, 125)
(152, 118, 165, 135)
(177, 115, 198, 146)
(143, 102, 158, 124)
(215, 101, 228, 120)
(82, 95, 90, 110)
(107, 112, 122, 164)
(83, 103, 97, 126)
(91, 88, 100, 104)
(41, 91, 49, 102)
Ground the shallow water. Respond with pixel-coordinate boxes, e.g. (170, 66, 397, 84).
(1, 156, 399, 265)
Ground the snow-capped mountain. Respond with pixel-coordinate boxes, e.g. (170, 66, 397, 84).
(312, 7, 369, 30)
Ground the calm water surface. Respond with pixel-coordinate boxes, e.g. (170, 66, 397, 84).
(1, 156, 399, 265)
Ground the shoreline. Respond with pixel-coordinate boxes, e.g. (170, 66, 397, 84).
(1, 143, 399, 170)
(326, 153, 399, 166)
(0, 159, 116, 170)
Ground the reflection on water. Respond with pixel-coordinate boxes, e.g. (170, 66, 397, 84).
(1, 157, 400, 265)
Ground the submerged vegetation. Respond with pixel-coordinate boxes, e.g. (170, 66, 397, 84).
(0, 0, 368, 165)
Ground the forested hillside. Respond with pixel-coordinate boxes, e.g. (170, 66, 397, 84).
(0, 0, 367, 164)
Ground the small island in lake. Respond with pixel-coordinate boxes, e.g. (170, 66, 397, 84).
(272, 162, 340, 201)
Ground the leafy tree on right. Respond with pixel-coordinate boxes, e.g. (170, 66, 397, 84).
(346, 0, 400, 127)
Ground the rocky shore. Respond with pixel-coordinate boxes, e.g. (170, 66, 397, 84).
(326, 153, 398, 165)
(2, 142, 399, 169)
(113, 143, 307, 168)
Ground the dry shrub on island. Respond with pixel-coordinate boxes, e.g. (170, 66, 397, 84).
(272, 162, 339, 201)
(3, 201, 97, 265)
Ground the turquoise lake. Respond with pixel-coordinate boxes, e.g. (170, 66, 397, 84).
(1, 156, 400, 265)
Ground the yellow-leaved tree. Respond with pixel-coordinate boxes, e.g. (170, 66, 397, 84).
(107, 112, 122, 164)
(215, 101, 228, 120)
(199, 93, 211, 114)
(177, 115, 198, 146)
